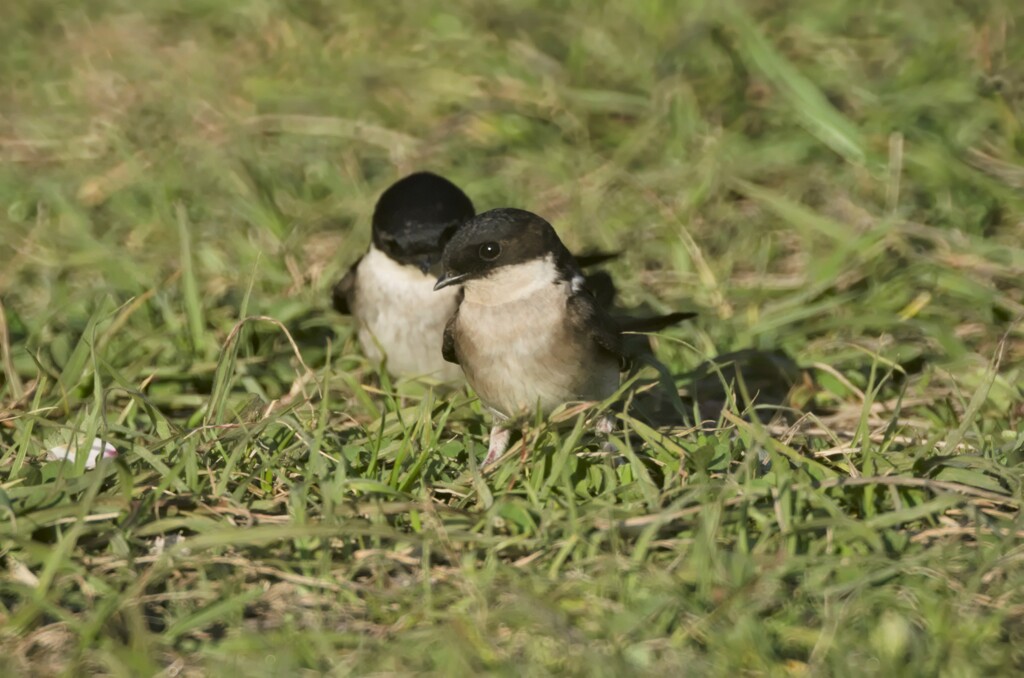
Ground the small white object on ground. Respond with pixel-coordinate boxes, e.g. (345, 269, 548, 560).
(46, 438, 118, 469)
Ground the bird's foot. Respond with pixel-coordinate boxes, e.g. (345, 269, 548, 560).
(595, 412, 615, 435)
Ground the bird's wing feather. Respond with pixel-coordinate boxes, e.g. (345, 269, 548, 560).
(574, 249, 620, 269)
(581, 270, 617, 309)
(331, 257, 362, 315)
(616, 311, 696, 334)
(566, 287, 624, 361)
(442, 306, 460, 365)
(442, 287, 466, 365)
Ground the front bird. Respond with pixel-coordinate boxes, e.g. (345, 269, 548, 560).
(434, 207, 693, 466)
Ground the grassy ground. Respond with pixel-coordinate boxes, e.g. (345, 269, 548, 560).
(1, 0, 1023, 674)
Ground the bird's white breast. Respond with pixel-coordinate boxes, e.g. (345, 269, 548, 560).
(456, 257, 620, 418)
(352, 245, 461, 382)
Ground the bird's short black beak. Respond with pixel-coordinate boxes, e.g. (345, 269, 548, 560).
(433, 272, 468, 291)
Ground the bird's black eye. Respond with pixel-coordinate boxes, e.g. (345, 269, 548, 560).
(478, 241, 502, 261)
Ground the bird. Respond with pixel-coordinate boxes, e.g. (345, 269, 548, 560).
(333, 171, 473, 382)
(332, 172, 620, 383)
(434, 207, 694, 466)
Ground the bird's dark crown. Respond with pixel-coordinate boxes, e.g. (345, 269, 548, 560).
(371, 171, 475, 267)
(435, 208, 577, 288)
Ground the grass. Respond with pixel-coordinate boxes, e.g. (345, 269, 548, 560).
(1, 0, 1023, 674)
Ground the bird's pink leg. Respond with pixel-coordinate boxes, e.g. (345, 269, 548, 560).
(482, 424, 511, 467)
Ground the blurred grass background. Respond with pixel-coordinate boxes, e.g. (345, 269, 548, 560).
(1, 0, 1023, 674)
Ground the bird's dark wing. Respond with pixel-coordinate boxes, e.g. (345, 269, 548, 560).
(574, 249, 620, 269)
(582, 270, 617, 309)
(441, 309, 460, 365)
(331, 257, 362, 315)
(616, 311, 696, 334)
(567, 288, 624, 363)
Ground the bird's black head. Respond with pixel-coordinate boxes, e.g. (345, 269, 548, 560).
(434, 208, 576, 290)
(372, 172, 475, 273)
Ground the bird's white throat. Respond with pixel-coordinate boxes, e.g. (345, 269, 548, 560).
(462, 255, 563, 306)
(362, 244, 433, 285)
(355, 244, 461, 381)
